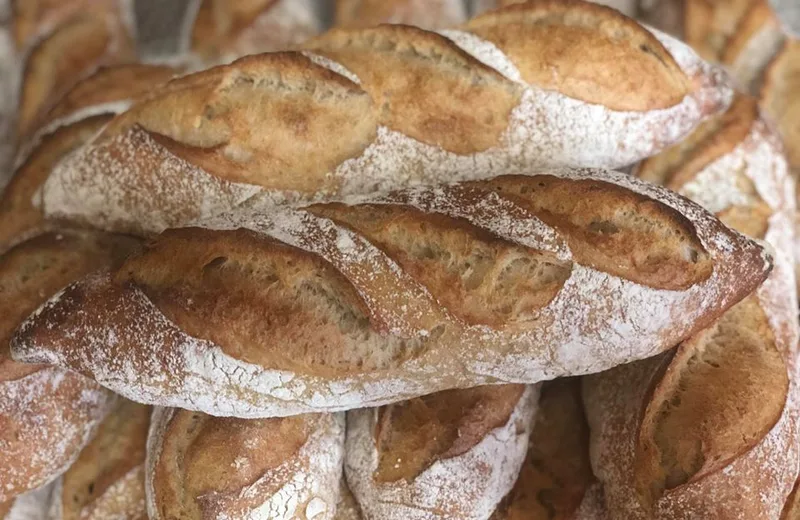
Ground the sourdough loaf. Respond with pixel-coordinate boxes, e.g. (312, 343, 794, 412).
(0, 229, 139, 502)
(12, 170, 772, 418)
(39, 0, 732, 236)
(346, 385, 537, 520)
(46, 399, 150, 520)
(146, 408, 344, 520)
(335, 0, 467, 29)
(491, 379, 594, 520)
(188, 0, 323, 65)
(586, 93, 799, 518)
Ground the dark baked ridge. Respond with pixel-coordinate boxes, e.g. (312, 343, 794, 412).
(373, 385, 526, 482)
(305, 25, 522, 154)
(465, 0, 690, 111)
(59, 399, 150, 520)
(0, 116, 112, 249)
(491, 379, 593, 520)
(153, 410, 313, 519)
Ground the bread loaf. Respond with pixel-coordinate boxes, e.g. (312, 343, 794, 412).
(586, 94, 799, 518)
(0, 484, 53, 520)
(188, 0, 323, 65)
(39, 0, 733, 236)
(761, 39, 800, 174)
(15, 8, 134, 139)
(12, 170, 772, 417)
(0, 229, 139, 502)
(335, 0, 467, 29)
(346, 385, 536, 520)
(146, 408, 344, 520)
(491, 379, 594, 520)
(46, 399, 150, 520)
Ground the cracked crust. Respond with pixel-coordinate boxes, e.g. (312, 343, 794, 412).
(11, 171, 773, 418)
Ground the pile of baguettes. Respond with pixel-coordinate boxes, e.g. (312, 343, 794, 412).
(1, 0, 799, 519)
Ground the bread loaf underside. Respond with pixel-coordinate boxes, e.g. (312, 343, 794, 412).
(12, 169, 772, 418)
(40, 1, 733, 236)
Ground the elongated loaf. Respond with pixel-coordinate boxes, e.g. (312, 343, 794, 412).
(13, 170, 772, 418)
(146, 408, 344, 520)
(346, 385, 537, 520)
(0, 229, 139, 502)
(586, 93, 799, 518)
(40, 0, 732, 236)
(188, 0, 323, 65)
(491, 379, 594, 520)
(335, 0, 467, 29)
(46, 399, 150, 520)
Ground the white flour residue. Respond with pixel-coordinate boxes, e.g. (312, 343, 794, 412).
(300, 52, 361, 84)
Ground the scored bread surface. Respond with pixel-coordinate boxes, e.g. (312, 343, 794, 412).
(11, 170, 773, 418)
(38, 1, 733, 236)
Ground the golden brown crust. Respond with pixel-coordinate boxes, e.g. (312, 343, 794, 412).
(305, 25, 522, 154)
(17, 11, 135, 138)
(464, 0, 689, 111)
(634, 296, 788, 508)
(58, 399, 150, 520)
(99, 53, 376, 192)
(683, 0, 758, 62)
(334, 0, 466, 29)
(37, 64, 176, 132)
(721, 0, 778, 66)
(761, 39, 800, 171)
(491, 379, 594, 520)
(637, 94, 759, 189)
(0, 115, 112, 250)
(373, 385, 526, 482)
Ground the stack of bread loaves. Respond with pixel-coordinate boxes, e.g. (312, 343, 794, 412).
(1, 1, 797, 519)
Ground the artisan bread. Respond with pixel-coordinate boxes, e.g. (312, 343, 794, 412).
(0, 229, 139, 502)
(12, 170, 772, 417)
(334, 0, 467, 29)
(586, 93, 799, 518)
(346, 385, 537, 520)
(15, 8, 134, 139)
(47, 399, 150, 520)
(491, 379, 594, 520)
(0, 484, 53, 520)
(761, 39, 800, 174)
(189, 0, 323, 65)
(39, 0, 732, 236)
(146, 408, 344, 520)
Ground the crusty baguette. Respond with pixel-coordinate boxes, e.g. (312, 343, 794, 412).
(586, 94, 799, 518)
(189, 0, 323, 65)
(0, 229, 139, 502)
(335, 0, 467, 29)
(721, 1, 785, 93)
(13, 170, 773, 418)
(0, 114, 112, 251)
(346, 385, 536, 520)
(761, 39, 800, 173)
(146, 408, 344, 520)
(0, 484, 53, 520)
(39, 0, 732, 236)
(491, 379, 594, 520)
(682, 0, 761, 63)
(46, 399, 150, 520)
(15, 9, 134, 139)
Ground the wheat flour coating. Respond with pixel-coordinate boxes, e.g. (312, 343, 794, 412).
(333, 481, 362, 520)
(45, 399, 150, 520)
(0, 484, 54, 520)
(346, 385, 537, 520)
(39, 0, 733, 236)
(146, 408, 344, 520)
(586, 95, 800, 518)
(490, 380, 594, 520)
(0, 230, 139, 502)
(334, 0, 467, 29)
(188, 0, 324, 66)
(13, 169, 773, 418)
